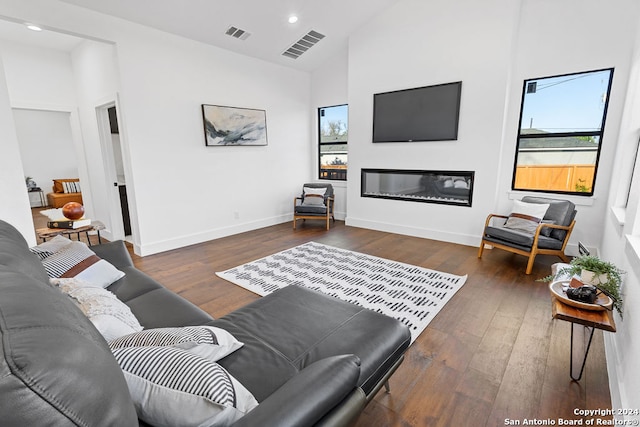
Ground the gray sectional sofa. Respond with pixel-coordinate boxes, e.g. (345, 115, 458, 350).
(0, 219, 411, 426)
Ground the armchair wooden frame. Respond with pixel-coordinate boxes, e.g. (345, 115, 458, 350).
(293, 194, 335, 230)
(478, 213, 576, 275)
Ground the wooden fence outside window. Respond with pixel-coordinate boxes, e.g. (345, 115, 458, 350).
(514, 164, 595, 193)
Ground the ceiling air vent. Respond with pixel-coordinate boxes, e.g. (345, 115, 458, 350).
(282, 30, 325, 59)
(225, 26, 251, 40)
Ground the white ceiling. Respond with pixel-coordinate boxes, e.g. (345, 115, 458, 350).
(14, 0, 397, 72)
(0, 17, 84, 51)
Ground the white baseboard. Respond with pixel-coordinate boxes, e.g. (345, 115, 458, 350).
(604, 333, 624, 420)
(118, 211, 346, 256)
(345, 217, 596, 258)
(136, 214, 290, 256)
(345, 217, 478, 248)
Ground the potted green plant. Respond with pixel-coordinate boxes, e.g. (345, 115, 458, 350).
(541, 255, 624, 316)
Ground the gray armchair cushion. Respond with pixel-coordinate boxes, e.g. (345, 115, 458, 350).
(483, 197, 576, 250)
(484, 226, 564, 250)
(539, 220, 556, 237)
(295, 204, 328, 215)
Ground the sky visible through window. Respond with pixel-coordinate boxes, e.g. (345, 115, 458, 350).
(521, 69, 612, 133)
(321, 104, 348, 130)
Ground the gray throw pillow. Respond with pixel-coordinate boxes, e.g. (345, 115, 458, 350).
(539, 220, 556, 237)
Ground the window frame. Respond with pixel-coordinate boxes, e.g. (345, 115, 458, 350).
(318, 104, 348, 181)
(624, 137, 640, 208)
(511, 68, 615, 197)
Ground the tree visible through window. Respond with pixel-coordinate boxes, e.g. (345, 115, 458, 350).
(512, 68, 614, 195)
(318, 104, 347, 180)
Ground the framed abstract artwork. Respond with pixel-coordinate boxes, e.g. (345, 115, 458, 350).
(201, 104, 268, 146)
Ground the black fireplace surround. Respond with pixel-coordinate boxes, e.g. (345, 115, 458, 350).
(361, 169, 474, 207)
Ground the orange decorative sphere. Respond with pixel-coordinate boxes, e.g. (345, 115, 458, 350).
(62, 202, 85, 220)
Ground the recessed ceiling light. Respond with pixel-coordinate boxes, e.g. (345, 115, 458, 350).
(26, 23, 42, 31)
(288, 15, 298, 24)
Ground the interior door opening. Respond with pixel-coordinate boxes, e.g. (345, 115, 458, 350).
(107, 106, 132, 238)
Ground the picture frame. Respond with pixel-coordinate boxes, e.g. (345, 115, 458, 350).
(202, 104, 267, 146)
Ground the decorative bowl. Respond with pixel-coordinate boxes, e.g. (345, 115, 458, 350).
(549, 280, 613, 311)
(62, 202, 85, 220)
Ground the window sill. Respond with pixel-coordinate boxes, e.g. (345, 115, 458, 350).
(508, 191, 595, 206)
(625, 235, 640, 279)
(317, 180, 347, 189)
(611, 206, 626, 226)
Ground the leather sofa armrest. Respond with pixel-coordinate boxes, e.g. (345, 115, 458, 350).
(90, 240, 135, 269)
(232, 355, 363, 427)
(314, 389, 366, 427)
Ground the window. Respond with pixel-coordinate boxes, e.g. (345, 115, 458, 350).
(318, 104, 348, 180)
(512, 68, 614, 196)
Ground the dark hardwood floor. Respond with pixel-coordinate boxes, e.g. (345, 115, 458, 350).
(31, 209, 613, 426)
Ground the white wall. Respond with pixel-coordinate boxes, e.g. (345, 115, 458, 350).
(0, 54, 34, 244)
(0, 40, 77, 108)
(494, 0, 636, 255)
(0, 39, 86, 215)
(0, 0, 313, 255)
(345, 0, 638, 255)
(311, 47, 349, 219)
(70, 39, 121, 240)
(346, 0, 517, 245)
(0, 38, 81, 241)
(112, 27, 311, 255)
(600, 12, 640, 419)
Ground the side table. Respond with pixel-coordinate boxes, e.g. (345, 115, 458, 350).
(551, 298, 616, 381)
(28, 187, 46, 208)
(36, 221, 105, 246)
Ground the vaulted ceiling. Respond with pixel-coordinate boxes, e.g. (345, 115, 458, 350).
(34, 0, 399, 72)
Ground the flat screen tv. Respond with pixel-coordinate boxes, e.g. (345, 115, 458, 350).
(372, 81, 462, 143)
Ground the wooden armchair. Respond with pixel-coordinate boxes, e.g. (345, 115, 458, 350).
(478, 196, 577, 274)
(293, 183, 335, 230)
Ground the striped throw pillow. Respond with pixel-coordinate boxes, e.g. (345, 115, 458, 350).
(62, 181, 81, 193)
(30, 235, 73, 260)
(41, 241, 125, 288)
(109, 326, 243, 362)
(112, 346, 258, 426)
(302, 187, 327, 206)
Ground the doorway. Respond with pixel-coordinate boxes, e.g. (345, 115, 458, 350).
(97, 102, 132, 240)
(14, 108, 79, 209)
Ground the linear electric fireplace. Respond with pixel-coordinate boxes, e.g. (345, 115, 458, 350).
(361, 169, 474, 207)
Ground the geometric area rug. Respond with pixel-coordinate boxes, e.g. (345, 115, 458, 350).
(216, 242, 467, 344)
